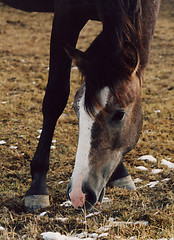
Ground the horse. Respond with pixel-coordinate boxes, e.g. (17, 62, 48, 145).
(0, 0, 161, 210)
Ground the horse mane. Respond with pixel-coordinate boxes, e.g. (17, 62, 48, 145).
(69, 0, 143, 116)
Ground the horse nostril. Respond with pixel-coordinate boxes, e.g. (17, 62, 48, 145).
(82, 184, 97, 210)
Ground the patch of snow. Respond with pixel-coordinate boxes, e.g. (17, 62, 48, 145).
(108, 219, 148, 227)
(0, 226, 5, 231)
(151, 169, 163, 174)
(0, 140, 6, 145)
(113, 222, 134, 227)
(108, 217, 116, 222)
(37, 129, 42, 134)
(86, 212, 100, 218)
(60, 200, 72, 207)
(161, 159, 174, 169)
(154, 110, 161, 113)
(41, 232, 63, 240)
(138, 155, 157, 162)
(52, 140, 56, 143)
(102, 197, 111, 203)
(147, 181, 159, 188)
(20, 135, 25, 138)
(161, 178, 171, 182)
(157, 239, 168, 240)
(98, 232, 109, 238)
(71, 66, 78, 70)
(97, 226, 110, 233)
(51, 146, 56, 149)
(21, 234, 26, 239)
(39, 212, 47, 217)
(134, 221, 148, 226)
(9, 145, 17, 149)
(37, 135, 40, 139)
(76, 232, 87, 238)
(134, 178, 142, 183)
(58, 181, 64, 185)
(57, 217, 69, 222)
(41, 232, 93, 240)
(20, 59, 27, 64)
(32, 82, 36, 84)
(2, 101, 8, 104)
(88, 233, 98, 238)
(136, 166, 148, 171)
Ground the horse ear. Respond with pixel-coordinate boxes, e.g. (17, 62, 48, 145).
(64, 45, 89, 74)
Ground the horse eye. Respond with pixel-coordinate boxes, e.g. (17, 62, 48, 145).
(111, 110, 125, 122)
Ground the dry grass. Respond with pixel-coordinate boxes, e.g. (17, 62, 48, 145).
(0, 0, 173, 239)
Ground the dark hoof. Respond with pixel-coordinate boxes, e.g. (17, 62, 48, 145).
(25, 195, 50, 211)
(108, 175, 136, 190)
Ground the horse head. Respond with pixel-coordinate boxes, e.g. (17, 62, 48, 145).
(67, 46, 143, 210)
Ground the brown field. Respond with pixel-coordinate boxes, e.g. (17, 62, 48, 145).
(0, 0, 173, 239)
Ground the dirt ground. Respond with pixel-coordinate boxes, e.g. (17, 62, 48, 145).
(0, 0, 173, 239)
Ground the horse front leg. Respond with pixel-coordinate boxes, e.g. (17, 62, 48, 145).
(25, 5, 88, 210)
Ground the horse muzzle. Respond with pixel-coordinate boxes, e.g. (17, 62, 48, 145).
(67, 180, 105, 210)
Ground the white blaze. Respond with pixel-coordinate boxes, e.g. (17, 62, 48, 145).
(69, 87, 109, 208)
(100, 87, 110, 107)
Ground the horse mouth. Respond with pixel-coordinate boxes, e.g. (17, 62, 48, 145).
(84, 187, 105, 210)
